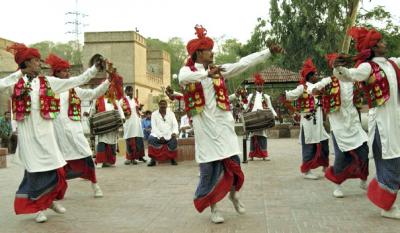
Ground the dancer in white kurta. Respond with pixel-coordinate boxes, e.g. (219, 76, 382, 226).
(3, 43, 101, 223)
(46, 54, 110, 198)
(179, 25, 282, 224)
(245, 73, 277, 161)
(285, 58, 330, 180)
(120, 86, 146, 165)
(333, 26, 400, 219)
(307, 53, 369, 198)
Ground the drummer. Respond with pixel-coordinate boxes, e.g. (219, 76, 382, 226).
(93, 87, 125, 168)
(245, 73, 277, 161)
(285, 58, 330, 180)
(47, 54, 111, 198)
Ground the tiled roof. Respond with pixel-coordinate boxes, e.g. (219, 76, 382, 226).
(246, 66, 300, 83)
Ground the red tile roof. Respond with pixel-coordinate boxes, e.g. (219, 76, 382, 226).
(246, 66, 300, 83)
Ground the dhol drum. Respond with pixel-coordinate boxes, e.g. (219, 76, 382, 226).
(89, 110, 123, 135)
(242, 109, 275, 132)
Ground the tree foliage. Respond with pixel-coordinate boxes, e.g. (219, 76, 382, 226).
(29, 41, 82, 65)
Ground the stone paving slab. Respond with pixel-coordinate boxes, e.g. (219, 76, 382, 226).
(0, 138, 399, 233)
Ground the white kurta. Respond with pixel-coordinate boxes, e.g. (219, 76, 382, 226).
(285, 82, 330, 144)
(150, 109, 179, 140)
(94, 98, 125, 145)
(246, 92, 277, 137)
(54, 80, 110, 161)
(120, 96, 144, 139)
(179, 49, 271, 163)
(308, 77, 368, 151)
(0, 66, 98, 172)
(334, 57, 400, 159)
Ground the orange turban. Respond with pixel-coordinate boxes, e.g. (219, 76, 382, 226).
(186, 25, 214, 55)
(300, 58, 317, 84)
(45, 54, 70, 75)
(348, 27, 382, 52)
(6, 43, 41, 66)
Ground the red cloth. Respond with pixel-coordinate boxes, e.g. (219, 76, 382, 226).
(324, 150, 368, 185)
(300, 144, 329, 173)
(253, 73, 264, 86)
(95, 144, 116, 165)
(325, 53, 338, 69)
(148, 144, 177, 161)
(249, 136, 268, 159)
(14, 168, 67, 214)
(45, 53, 70, 75)
(194, 158, 245, 213)
(6, 43, 41, 65)
(367, 178, 397, 211)
(65, 158, 97, 183)
(186, 25, 214, 55)
(300, 58, 317, 84)
(348, 27, 382, 52)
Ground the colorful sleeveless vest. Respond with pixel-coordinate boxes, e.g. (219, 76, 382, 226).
(68, 88, 81, 121)
(183, 65, 230, 116)
(293, 85, 315, 113)
(363, 61, 390, 108)
(120, 96, 132, 119)
(322, 76, 341, 113)
(247, 91, 268, 112)
(12, 76, 60, 121)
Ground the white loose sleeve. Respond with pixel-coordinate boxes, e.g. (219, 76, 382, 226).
(306, 77, 332, 93)
(75, 79, 110, 101)
(171, 113, 179, 135)
(47, 65, 98, 93)
(150, 113, 161, 138)
(221, 49, 271, 79)
(285, 85, 304, 101)
(178, 66, 208, 85)
(333, 63, 371, 83)
(265, 94, 277, 117)
(0, 70, 23, 92)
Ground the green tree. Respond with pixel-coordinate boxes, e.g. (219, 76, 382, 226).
(30, 41, 82, 65)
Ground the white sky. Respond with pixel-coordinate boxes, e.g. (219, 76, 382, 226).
(0, 0, 399, 45)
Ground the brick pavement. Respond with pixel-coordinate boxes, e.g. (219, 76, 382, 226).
(0, 138, 399, 233)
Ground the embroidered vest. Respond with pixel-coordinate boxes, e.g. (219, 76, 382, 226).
(247, 91, 268, 112)
(362, 61, 390, 108)
(182, 65, 230, 116)
(68, 88, 81, 121)
(322, 76, 341, 113)
(121, 96, 132, 119)
(293, 85, 315, 113)
(12, 76, 60, 121)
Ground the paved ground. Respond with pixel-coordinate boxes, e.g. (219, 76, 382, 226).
(0, 138, 399, 233)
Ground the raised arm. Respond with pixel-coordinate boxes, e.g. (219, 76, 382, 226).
(178, 66, 208, 85)
(307, 77, 332, 93)
(47, 65, 98, 93)
(75, 80, 110, 101)
(333, 62, 371, 82)
(220, 49, 271, 79)
(285, 85, 304, 101)
(0, 70, 23, 92)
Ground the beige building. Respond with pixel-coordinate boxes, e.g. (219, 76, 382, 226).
(0, 37, 17, 114)
(83, 31, 171, 111)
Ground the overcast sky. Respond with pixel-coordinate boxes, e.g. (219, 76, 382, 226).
(0, 0, 399, 45)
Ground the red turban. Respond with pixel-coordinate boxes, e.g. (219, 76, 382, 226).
(186, 25, 214, 55)
(253, 73, 264, 86)
(6, 43, 41, 65)
(348, 27, 382, 52)
(300, 58, 317, 84)
(325, 53, 338, 69)
(45, 53, 70, 75)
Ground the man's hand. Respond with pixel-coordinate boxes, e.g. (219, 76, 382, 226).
(312, 88, 322, 96)
(171, 133, 177, 138)
(333, 54, 353, 68)
(208, 65, 226, 77)
(160, 137, 166, 143)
